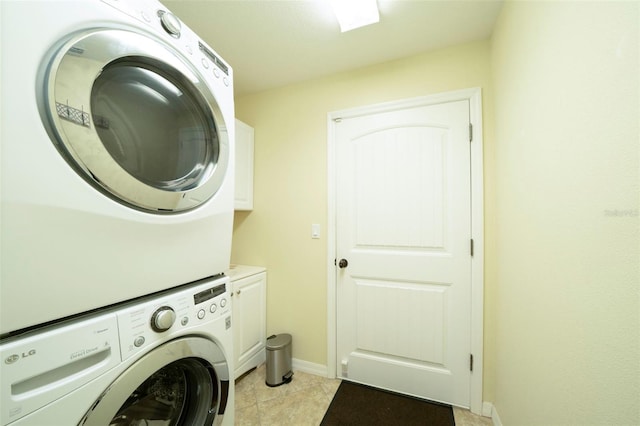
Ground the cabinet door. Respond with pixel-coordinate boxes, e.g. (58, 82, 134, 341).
(232, 272, 266, 376)
(234, 119, 254, 210)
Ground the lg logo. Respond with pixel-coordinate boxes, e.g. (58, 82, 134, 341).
(4, 349, 36, 364)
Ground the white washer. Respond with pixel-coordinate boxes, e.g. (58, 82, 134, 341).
(0, 275, 234, 426)
(0, 0, 235, 334)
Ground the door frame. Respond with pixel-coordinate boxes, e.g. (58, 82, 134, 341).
(326, 87, 484, 414)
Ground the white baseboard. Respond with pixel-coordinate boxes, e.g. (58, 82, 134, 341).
(292, 358, 328, 377)
(482, 401, 493, 417)
(482, 402, 503, 426)
(493, 407, 503, 426)
(480, 402, 503, 426)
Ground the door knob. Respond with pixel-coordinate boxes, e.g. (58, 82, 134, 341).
(338, 258, 348, 269)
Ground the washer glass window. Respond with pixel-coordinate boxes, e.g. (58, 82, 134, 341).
(79, 337, 230, 426)
(110, 359, 216, 425)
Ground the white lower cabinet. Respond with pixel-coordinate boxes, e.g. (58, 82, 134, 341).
(228, 265, 266, 379)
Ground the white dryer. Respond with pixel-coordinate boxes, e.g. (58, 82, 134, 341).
(0, 275, 234, 426)
(0, 0, 235, 334)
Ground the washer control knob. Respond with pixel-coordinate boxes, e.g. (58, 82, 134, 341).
(151, 307, 176, 332)
(158, 10, 181, 37)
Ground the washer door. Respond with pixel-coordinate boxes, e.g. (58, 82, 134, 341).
(44, 29, 229, 213)
(79, 337, 230, 426)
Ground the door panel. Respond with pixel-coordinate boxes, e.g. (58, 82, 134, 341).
(335, 99, 471, 406)
(353, 126, 447, 250)
(355, 279, 447, 363)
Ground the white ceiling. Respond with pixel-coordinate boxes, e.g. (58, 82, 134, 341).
(160, 0, 504, 96)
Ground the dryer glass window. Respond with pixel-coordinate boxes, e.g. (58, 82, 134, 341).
(110, 359, 217, 425)
(91, 58, 219, 192)
(46, 29, 231, 212)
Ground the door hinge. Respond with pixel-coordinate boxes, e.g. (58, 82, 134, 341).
(469, 123, 473, 142)
(470, 354, 474, 372)
(470, 239, 474, 256)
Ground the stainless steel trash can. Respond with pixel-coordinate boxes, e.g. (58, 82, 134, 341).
(265, 334, 293, 387)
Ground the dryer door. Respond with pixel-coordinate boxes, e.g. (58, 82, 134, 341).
(43, 29, 229, 213)
(79, 337, 230, 426)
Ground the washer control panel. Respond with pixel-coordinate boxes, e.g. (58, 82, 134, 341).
(117, 276, 230, 361)
(0, 314, 121, 426)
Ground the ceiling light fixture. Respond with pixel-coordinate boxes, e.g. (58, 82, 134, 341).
(328, 0, 380, 33)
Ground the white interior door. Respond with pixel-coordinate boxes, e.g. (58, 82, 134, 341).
(335, 99, 472, 407)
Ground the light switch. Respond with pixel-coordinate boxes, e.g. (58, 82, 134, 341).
(311, 224, 320, 239)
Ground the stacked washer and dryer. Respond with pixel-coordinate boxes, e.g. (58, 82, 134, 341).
(1, 0, 236, 424)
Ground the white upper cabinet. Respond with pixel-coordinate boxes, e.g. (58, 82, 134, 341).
(234, 119, 254, 211)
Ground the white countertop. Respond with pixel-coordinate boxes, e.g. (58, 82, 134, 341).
(225, 264, 266, 281)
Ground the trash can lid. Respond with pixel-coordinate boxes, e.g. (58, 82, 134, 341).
(266, 333, 292, 350)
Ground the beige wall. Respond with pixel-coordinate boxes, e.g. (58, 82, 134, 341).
(232, 39, 496, 397)
(491, 1, 639, 424)
(231, 2, 640, 419)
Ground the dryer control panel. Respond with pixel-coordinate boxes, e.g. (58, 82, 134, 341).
(117, 276, 230, 361)
(101, 0, 232, 88)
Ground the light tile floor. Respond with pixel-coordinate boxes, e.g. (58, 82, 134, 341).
(234, 364, 492, 426)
